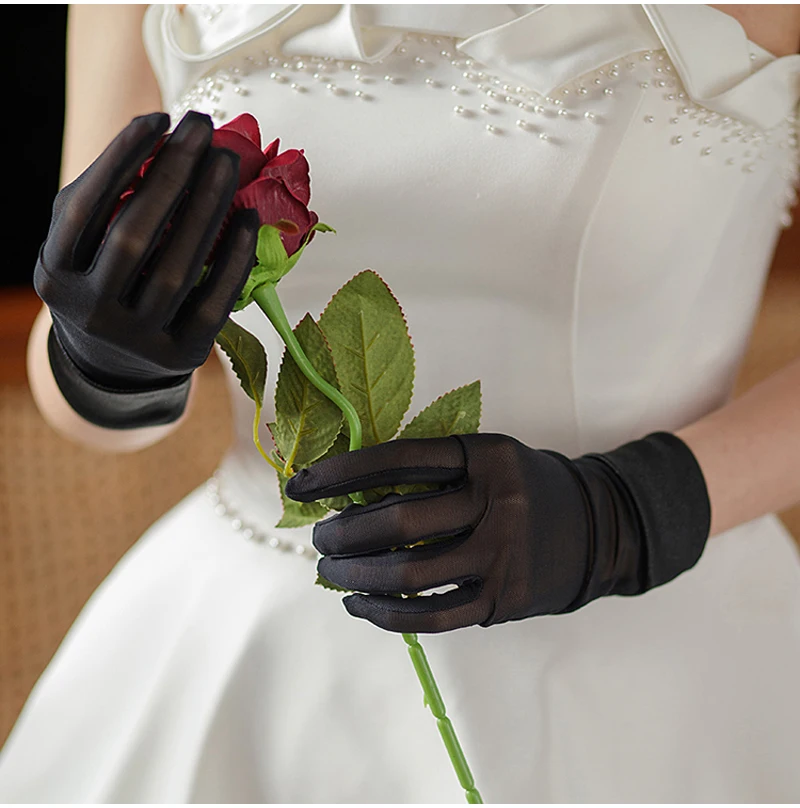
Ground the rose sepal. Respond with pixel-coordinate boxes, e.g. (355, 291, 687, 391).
(233, 222, 335, 312)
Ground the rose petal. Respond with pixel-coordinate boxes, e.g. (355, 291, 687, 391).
(297, 209, 320, 250)
(131, 133, 167, 181)
(211, 129, 268, 188)
(217, 112, 261, 147)
(108, 133, 167, 223)
(259, 148, 311, 205)
(233, 177, 313, 256)
(263, 137, 280, 163)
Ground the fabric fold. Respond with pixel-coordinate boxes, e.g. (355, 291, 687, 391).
(642, 5, 800, 129)
(456, 5, 662, 97)
(146, 4, 800, 130)
(281, 5, 402, 62)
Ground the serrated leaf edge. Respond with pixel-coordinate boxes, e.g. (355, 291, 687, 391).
(318, 269, 416, 445)
(315, 574, 353, 593)
(272, 313, 343, 470)
(215, 319, 267, 407)
(275, 468, 329, 528)
(397, 380, 482, 439)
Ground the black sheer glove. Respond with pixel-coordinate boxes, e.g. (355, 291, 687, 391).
(34, 110, 259, 429)
(285, 431, 712, 633)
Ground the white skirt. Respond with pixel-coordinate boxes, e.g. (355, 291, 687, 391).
(1, 461, 800, 803)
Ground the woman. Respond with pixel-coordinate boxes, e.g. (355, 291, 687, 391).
(1, 3, 799, 801)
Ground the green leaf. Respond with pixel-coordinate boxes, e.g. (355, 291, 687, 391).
(265, 422, 285, 464)
(317, 430, 349, 462)
(275, 470, 329, 528)
(273, 314, 343, 471)
(315, 573, 353, 593)
(318, 270, 414, 447)
(362, 485, 395, 504)
(215, 318, 267, 407)
(318, 495, 352, 512)
(365, 383, 483, 500)
(398, 381, 482, 440)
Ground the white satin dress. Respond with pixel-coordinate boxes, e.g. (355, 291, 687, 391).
(2, 4, 800, 802)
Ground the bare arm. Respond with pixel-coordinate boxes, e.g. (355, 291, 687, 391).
(28, 4, 195, 452)
(677, 353, 800, 537)
(677, 2, 800, 543)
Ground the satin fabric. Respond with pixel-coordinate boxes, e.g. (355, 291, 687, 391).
(147, 4, 800, 127)
(1, 5, 799, 802)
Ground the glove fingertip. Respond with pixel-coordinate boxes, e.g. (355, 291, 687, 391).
(342, 593, 370, 619)
(284, 468, 316, 501)
(343, 594, 410, 633)
(135, 111, 170, 133)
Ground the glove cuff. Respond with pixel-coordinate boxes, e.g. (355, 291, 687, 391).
(47, 325, 192, 430)
(583, 431, 712, 595)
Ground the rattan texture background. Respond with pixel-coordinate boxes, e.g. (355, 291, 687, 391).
(0, 356, 232, 745)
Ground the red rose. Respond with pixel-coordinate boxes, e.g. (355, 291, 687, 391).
(119, 112, 317, 257)
(210, 114, 319, 256)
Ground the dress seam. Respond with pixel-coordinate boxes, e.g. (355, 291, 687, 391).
(571, 89, 647, 455)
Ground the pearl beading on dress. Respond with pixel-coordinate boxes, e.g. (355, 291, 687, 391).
(206, 472, 318, 561)
(171, 33, 800, 227)
(196, 4, 222, 24)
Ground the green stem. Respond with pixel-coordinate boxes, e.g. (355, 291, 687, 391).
(253, 282, 365, 505)
(403, 633, 483, 803)
(253, 279, 481, 803)
(252, 400, 283, 473)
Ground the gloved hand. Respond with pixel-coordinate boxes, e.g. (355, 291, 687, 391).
(285, 431, 712, 633)
(34, 110, 259, 429)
